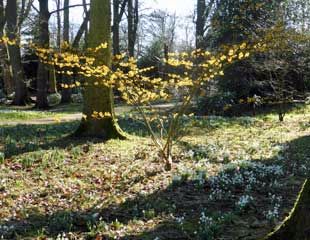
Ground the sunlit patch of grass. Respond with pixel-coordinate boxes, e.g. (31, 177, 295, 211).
(0, 109, 66, 121)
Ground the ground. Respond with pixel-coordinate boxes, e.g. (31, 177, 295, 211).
(0, 103, 309, 240)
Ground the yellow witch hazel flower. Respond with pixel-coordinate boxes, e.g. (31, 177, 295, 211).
(228, 49, 234, 56)
(240, 42, 247, 50)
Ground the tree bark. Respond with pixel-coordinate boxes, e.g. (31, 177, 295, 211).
(263, 179, 310, 240)
(113, 0, 120, 55)
(75, 0, 126, 139)
(0, 0, 13, 95)
(127, 0, 138, 57)
(82, 0, 88, 47)
(60, 0, 72, 103)
(36, 0, 50, 109)
(196, 0, 206, 49)
(6, 0, 27, 105)
(56, 0, 61, 49)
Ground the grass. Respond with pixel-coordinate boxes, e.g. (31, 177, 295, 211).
(0, 104, 80, 122)
(0, 104, 309, 239)
(0, 103, 132, 123)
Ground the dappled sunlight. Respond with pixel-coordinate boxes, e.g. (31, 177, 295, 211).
(0, 106, 309, 239)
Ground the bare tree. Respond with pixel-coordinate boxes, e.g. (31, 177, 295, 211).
(195, 0, 215, 49)
(71, 0, 90, 49)
(112, 0, 127, 55)
(60, 0, 72, 103)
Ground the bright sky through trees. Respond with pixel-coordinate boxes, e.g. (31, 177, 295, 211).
(44, 0, 195, 25)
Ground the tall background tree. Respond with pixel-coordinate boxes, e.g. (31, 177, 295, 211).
(36, 0, 50, 108)
(127, 0, 138, 56)
(60, 0, 72, 103)
(6, 0, 31, 105)
(112, 0, 127, 55)
(195, 0, 215, 49)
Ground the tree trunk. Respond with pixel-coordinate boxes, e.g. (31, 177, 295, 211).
(2, 61, 14, 95)
(82, 0, 88, 48)
(112, 0, 127, 56)
(36, 0, 50, 109)
(60, 0, 72, 103)
(0, 0, 13, 95)
(56, 0, 61, 49)
(196, 0, 206, 49)
(75, 0, 126, 139)
(48, 66, 57, 93)
(6, 0, 27, 105)
(263, 179, 310, 240)
(127, 0, 138, 57)
(113, 0, 120, 55)
(72, 10, 90, 48)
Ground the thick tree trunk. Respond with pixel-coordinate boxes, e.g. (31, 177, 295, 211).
(7, 43, 27, 105)
(60, 0, 72, 103)
(2, 61, 14, 95)
(263, 179, 310, 240)
(6, 0, 27, 105)
(76, 0, 126, 139)
(36, 0, 50, 109)
(48, 67, 57, 93)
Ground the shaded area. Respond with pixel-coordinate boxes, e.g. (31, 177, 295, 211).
(0, 135, 309, 239)
(263, 179, 310, 240)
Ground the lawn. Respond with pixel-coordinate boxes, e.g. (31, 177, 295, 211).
(0, 104, 309, 239)
(0, 104, 81, 122)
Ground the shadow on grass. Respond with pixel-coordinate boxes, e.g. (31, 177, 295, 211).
(0, 114, 263, 159)
(0, 116, 153, 159)
(0, 135, 309, 239)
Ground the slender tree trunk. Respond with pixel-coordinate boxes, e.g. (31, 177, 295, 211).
(0, 0, 12, 95)
(75, 0, 126, 139)
(36, 0, 50, 109)
(56, 0, 61, 49)
(82, 0, 88, 47)
(113, 0, 120, 55)
(127, 0, 138, 57)
(6, 0, 27, 105)
(60, 0, 72, 103)
(112, 0, 127, 55)
(72, 10, 90, 48)
(196, 0, 206, 49)
(63, 0, 70, 43)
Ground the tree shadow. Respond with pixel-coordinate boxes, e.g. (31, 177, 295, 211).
(1, 121, 82, 158)
(0, 135, 309, 239)
(0, 116, 152, 159)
